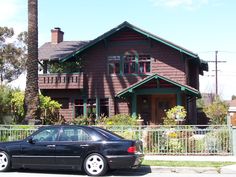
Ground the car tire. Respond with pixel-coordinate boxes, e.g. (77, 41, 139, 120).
(0, 151, 10, 172)
(83, 153, 107, 176)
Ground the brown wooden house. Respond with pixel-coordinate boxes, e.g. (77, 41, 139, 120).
(38, 22, 208, 125)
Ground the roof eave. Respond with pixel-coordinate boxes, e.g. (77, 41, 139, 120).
(61, 21, 201, 62)
(116, 74, 201, 98)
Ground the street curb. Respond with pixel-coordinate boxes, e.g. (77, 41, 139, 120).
(220, 165, 236, 174)
(120, 166, 236, 174)
(147, 166, 219, 174)
(137, 165, 236, 174)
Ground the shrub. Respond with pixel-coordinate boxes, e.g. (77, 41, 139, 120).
(11, 91, 62, 124)
(0, 85, 14, 122)
(39, 95, 62, 124)
(11, 91, 25, 123)
(163, 106, 187, 125)
(97, 114, 137, 126)
(70, 116, 90, 125)
(203, 97, 228, 125)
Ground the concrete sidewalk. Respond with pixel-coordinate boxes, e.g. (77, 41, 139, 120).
(144, 155, 236, 162)
(141, 155, 236, 174)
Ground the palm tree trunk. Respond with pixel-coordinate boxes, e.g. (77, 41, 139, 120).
(24, 0, 40, 124)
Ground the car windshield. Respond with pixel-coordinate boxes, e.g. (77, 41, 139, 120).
(94, 127, 124, 140)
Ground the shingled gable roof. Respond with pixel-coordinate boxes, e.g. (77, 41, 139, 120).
(116, 73, 201, 98)
(39, 41, 89, 61)
(60, 21, 208, 71)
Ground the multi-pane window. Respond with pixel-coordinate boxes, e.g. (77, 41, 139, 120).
(138, 55, 151, 73)
(124, 55, 136, 74)
(74, 99, 83, 118)
(87, 99, 96, 118)
(108, 56, 121, 74)
(53, 98, 69, 109)
(100, 98, 109, 117)
(108, 54, 151, 75)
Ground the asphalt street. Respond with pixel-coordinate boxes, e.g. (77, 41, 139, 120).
(0, 169, 236, 177)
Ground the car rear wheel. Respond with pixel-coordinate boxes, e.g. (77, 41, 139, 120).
(83, 153, 107, 176)
(0, 152, 10, 172)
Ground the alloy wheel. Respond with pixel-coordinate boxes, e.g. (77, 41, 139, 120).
(0, 152, 9, 172)
(84, 153, 107, 176)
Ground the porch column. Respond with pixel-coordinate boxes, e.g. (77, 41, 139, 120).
(177, 92, 182, 106)
(131, 94, 137, 118)
(83, 97, 87, 118)
(96, 97, 100, 119)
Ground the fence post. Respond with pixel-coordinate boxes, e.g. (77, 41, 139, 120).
(232, 126, 236, 156)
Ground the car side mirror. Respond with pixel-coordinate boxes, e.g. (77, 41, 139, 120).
(28, 137, 36, 144)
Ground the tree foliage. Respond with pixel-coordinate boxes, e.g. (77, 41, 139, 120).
(11, 90, 61, 124)
(0, 85, 14, 123)
(11, 91, 25, 123)
(203, 97, 229, 125)
(0, 27, 27, 83)
(48, 60, 83, 73)
(232, 95, 236, 100)
(39, 95, 62, 124)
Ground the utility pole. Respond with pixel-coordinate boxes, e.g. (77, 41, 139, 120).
(215, 50, 218, 96)
(207, 51, 226, 97)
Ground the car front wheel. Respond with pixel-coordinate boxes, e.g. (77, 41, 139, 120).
(0, 151, 10, 172)
(83, 153, 107, 176)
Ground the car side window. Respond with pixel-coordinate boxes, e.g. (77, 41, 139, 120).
(59, 127, 91, 142)
(33, 128, 59, 142)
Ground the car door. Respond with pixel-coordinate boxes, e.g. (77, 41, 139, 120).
(54, 127, 92, 168)
(20, 127, 60, 168)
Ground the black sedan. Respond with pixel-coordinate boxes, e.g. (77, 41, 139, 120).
(0, 125, 144, 176)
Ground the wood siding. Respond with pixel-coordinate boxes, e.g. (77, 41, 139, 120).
(39, 28, 200, 120)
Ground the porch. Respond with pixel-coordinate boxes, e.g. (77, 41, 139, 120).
(116, 74, 200, 125)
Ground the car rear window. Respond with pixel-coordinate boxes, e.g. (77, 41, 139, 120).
(94, 127, 124, 140)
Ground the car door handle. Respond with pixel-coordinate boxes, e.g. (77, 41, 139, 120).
(47, 145, 56, 148)
(80, 144, 89, 147)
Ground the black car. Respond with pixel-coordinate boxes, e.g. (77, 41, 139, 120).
(0, 125, 144, 176)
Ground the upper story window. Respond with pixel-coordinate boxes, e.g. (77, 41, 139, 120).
(108, 56, 121, 74)
(138, 55, 151, 74)
(108, 54, 151, 75)
(124, 55, 136, 74)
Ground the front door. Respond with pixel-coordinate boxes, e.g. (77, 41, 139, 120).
(155, 95, 175, 124)
(138, 96, 151, 125)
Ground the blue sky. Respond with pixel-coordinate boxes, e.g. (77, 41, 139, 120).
(1, 0, 236, 100)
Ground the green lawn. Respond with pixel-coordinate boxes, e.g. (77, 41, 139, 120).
(143, 160, 236, 168)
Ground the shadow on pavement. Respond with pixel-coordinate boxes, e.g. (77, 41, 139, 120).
(106, 166, 152, 176)
(13, 166, 152, 176)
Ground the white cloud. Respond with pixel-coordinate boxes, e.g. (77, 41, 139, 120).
(0, 0, 27, 34)
(149, 0, 209, 9)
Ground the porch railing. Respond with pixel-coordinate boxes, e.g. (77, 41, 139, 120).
(38, 73, 84, 89)
(0, 125, 232, 155)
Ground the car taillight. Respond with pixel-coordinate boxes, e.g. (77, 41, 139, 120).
(127, 146, 136, 153)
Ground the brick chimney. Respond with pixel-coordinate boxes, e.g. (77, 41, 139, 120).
(51, 27, 64, 44)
